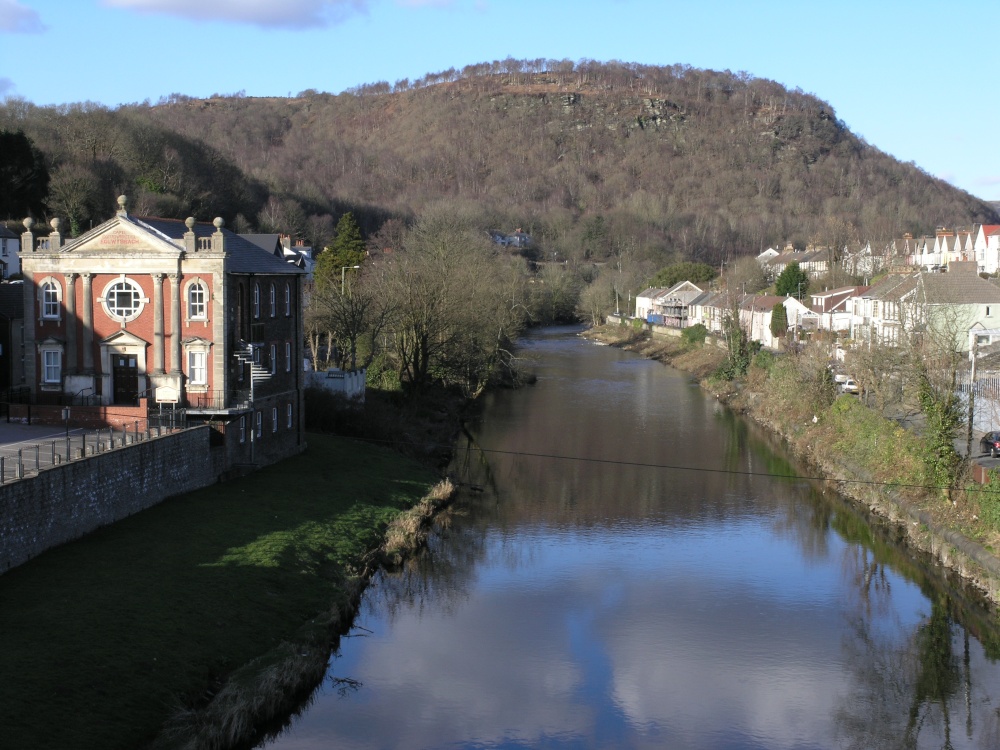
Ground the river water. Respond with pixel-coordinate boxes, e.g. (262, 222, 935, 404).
(263, 326, 1000, 749)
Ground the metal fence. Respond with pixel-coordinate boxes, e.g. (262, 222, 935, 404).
(0, 413, 190, 485)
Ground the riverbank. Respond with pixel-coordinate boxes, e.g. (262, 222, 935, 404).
(0, 433, 451, 750)
(584, 324, 1000, 608)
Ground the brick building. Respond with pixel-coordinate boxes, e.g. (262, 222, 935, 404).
(19, 196, 306, 466)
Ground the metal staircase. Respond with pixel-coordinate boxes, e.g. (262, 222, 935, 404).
(234, 341, 272, 386)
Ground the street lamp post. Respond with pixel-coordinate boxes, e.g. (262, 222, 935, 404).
(341, 265, 360, 296)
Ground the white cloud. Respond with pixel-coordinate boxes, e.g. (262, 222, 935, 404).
(0, 0, 46, 33)
(102, 0, 369, 29)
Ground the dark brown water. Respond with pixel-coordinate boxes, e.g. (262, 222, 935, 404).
(262, 326, 1000, 749)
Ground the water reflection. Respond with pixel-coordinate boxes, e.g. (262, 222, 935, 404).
(261, 327, 1000, 750)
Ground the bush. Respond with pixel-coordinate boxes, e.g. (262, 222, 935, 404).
(975, 471, 1000, 532)
(681, 323, 707, 348)
(751, 349, 776, 372)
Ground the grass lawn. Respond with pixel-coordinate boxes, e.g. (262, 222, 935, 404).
(0, 433, 437, 750)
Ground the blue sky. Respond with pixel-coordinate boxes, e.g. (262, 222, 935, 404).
(2, 0, 998, 200)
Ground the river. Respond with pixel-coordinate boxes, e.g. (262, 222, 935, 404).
(261, 326, 1000, 749)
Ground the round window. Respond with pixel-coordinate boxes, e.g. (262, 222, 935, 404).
(102, 278, 146, 321)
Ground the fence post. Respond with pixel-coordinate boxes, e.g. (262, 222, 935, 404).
(34, 444, 39, 471)
(17, 448, 23, 479)
(1, 456, 5, 483)
(50, 441, 55, 466)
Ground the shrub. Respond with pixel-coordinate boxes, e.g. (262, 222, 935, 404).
(975, 471, 1000, 532)
(681, 323, 707, 348)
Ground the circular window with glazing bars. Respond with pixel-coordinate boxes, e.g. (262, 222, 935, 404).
(102, 278, 146, 321)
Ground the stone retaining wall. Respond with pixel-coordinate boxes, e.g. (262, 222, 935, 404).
(0, 426, 219, 572)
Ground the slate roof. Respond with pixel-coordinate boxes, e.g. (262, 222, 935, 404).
(741, 295, 788, 312)
(132, 217, 303, 276)
(919, 268, 1000, 305)
(240, 234, 283, 256)
(0, 226, 17, 240)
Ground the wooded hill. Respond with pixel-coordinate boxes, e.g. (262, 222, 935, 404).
(3, 60, 997, 267)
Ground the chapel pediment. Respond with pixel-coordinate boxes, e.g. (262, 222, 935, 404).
(61, 216, 182, 256)
(100, 329, 149, 348)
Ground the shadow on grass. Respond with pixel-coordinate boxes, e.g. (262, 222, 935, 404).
(0, 433, 437, 750)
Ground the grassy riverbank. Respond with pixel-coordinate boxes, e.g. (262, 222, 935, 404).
(585, 323, 1000, 604)
(0, 433, 444, 750)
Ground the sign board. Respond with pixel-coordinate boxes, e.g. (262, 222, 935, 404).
(155, 386, 179, 404)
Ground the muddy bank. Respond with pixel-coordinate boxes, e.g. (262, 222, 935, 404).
(584, 324, 1000, 608)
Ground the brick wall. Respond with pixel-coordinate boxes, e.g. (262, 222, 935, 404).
(0, 426, 220, 573)
(8, 400, 153, 430)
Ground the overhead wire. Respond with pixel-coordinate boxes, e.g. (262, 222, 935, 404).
(355, 434, 1000, 497)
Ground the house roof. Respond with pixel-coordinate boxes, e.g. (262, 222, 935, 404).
(919, 268, 1000, 305)
(0, 226, 17, 240)
(741, 295, 787, 312)
(636, 287, 669, 299)
(137, 217, 303, 275)
(240, 234, 283, 255)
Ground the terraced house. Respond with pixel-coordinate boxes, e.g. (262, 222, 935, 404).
(18, 196, 306, 467)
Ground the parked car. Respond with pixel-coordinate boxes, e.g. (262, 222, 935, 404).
(841, 378, 859, 394)
(981, 431, 1000, 458)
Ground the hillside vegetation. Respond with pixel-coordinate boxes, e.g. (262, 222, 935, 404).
(2, 60, 996, 268)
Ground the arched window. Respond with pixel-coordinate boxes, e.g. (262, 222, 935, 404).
(187, 280, 207, 320)
(284, 283, 291, 316)
(269, 282, 276, 317)
(253, 283, 260, 319)
(40, 279, 61, 320)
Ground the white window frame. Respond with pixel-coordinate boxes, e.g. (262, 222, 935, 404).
(187, 281, 207, 321)
(255, 410, 262, 438)
(286, 402, 292, 429)
(239, 415, 246, 444)
(253, 283, 260, 319)
(100, 276, 148, 323)
(271, 406, 278, 432)
(269, 283, 276, 318)
(284, 283, 291, 316)
(285, 341, 291, 372)
(42, 349, 62, 384)
(39, 277, 62, 322)
(270, 344, 276, 375)
(187, 350, 207, 385)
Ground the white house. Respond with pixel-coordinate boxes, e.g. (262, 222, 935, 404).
(0, 226, 20, 279)
(974, 224, 1000, 274)
(739, 295, 812, 350)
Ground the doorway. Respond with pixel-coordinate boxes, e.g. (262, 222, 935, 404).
(112, 354, 138, 405)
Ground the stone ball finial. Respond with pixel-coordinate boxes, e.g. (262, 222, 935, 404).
(117, 195, 128, 212)
(213, 217, 225, 230)
(185, 217, 196, 230)
(50, 217, 61, 231)
(23, 217, 34, 230)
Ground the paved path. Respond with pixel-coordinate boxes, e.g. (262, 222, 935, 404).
(0, 420, 178, 483)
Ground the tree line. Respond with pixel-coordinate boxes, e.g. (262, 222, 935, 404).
(3, 60, 996, 269)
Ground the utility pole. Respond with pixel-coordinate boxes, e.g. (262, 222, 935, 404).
(968, 333, 979, 458)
